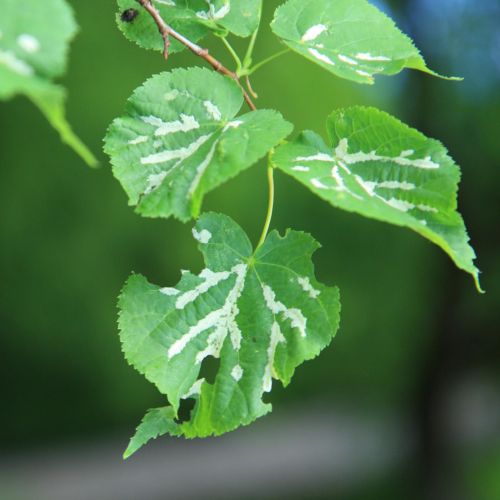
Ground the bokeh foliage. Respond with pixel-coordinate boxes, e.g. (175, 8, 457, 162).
(0, 0, 498, 497)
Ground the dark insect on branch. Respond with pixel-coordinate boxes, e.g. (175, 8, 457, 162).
(121, 8, 139, 23)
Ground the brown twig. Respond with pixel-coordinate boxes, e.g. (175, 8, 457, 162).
(136, 0, 257, 111)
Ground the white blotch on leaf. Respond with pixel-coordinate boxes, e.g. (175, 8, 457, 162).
(17, 34, 40, 53)
(231, 365, 243, 382)
(192, 228, 212, 244)
(183, 378, 204, 399)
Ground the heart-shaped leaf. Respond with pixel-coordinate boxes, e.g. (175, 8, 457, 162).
(271, 0, 458, 84)
(104, 67, 292, 221)
(119, 212, 340, 456)
(273, 106, 481, 290)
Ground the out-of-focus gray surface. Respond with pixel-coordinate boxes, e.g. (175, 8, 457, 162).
(1, 380, 499, 500)
(0, 405, 408, 500)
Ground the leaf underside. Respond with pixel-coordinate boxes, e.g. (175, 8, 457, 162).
(271, 0, 459, 85)
(104, 67, 292, 221)
(273, 106, 481, 290)
(116, 0, 262, 51)
(119, 212, 340, 457)
(0, 0, 97, 166)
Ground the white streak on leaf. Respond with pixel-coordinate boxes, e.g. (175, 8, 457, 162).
(308, 48, 336, 66)
(0, 49, 33, 76)
(417, 204, 438, 213)
(263, 322, 286, 393)
(141, 114, 199, 137)
(338, 54, 358, 65)
(144, 171, 168, 195)
(160, 287, 180, 296)
(301, 24, 327, 42)
(385, 198, 415, 212)
(297, 277, 320, 299)
(203, 100, 222, 121)
(141, 134, 212, 165)
(355, 52, 391, 62)
(262, 285, 307, 338)
(331, 165, 363, 200)
(223, 120, 243, 131)
(176, 268, 231, 310)
(195, 263, 247, 362)
(128, 135, 148, 145)
(295, 152, 335, 162)
(311, 178, 328, 189)
(188, 138, 219, 195)
(335, 138, 440, 170)
(168, 264, 247, 361)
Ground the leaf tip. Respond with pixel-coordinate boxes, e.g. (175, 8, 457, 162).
(473, 272, 485, 294)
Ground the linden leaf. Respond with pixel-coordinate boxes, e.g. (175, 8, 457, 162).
(271, 0, 459, 84)
(273, 106, 481, 290)
(117, 0, 262, 50)
(104, 67, 292, 221)
(119, 212, 340, 455)
(0, 0, 97, 166)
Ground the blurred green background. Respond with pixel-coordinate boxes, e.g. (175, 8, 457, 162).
(0, 1, 499, 499)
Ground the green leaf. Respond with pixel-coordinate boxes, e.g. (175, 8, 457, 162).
(0, 0, 97, 166)
(273, 106, 481, 290)
(104, 67, 292, 221)
(117, 0, 210, 53)
(123, 407, 180, 459)
(119, 212, 340, 455)
(271, 0, 458, 85)
(117, 0, 262, 50)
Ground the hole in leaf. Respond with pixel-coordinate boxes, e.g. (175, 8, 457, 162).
(175, 398, 196, 424)
(198, 356, 220, 384)
(262, 393, 272, 405)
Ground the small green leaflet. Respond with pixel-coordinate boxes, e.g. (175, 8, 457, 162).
(104, 67, 292, 221)
(271, 0, 458, 85)
(0, 0, 97, 166)
(117, 0, 262, 52)
(119, 212, 340, 457)
(273, 107, 481, 290)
